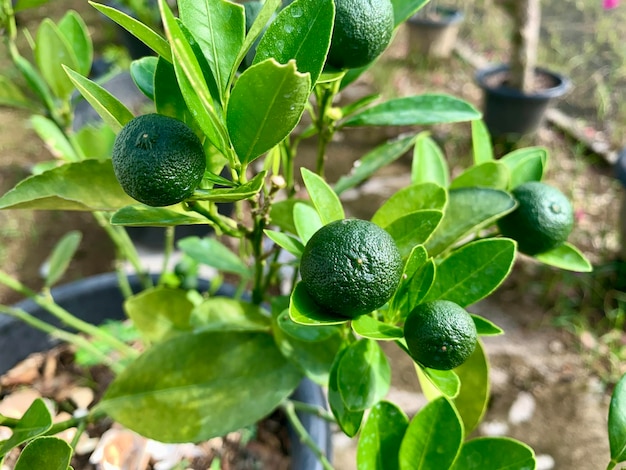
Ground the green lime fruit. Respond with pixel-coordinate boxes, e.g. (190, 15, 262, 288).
(300, 218, 403, 318)
(326, 0, 394, 70)
(497, 181, 574, 255)
(404, 300, 477, 371)
(112, 114, 205, 207)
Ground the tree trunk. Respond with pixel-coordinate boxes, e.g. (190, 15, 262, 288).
(496, 0, 541, 93)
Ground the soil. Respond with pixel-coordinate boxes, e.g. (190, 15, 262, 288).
(481, 69, 561, 94)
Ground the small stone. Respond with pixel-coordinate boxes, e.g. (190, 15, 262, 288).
(536, 454, 556, 470)
(479, 420, 509, 436)
(508, 391, 536, 425)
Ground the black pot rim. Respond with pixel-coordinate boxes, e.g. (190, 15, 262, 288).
(475, 64, 571, 101)
(408, 7, 464, 26)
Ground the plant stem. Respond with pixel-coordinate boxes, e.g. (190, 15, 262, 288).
(288, 400, 336, 423)
(314, 80, 341, 178)
(606, 461, 617, 470)
(158, 225, 176, 285)
(281, 400, 335, 470)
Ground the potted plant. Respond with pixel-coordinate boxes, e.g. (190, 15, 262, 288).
(475, 0, 571, 137)
(0, 0, 623, 469)
(406, 1, 464, 59)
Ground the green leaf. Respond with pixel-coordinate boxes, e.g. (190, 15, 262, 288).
(273, 310, 343, 384)
(192, 298, 271, 332)
(0, 398, 52, 457)
(337, 339, 391, 412)
(351, 315, 404, 340)
(44, 230, 82, 287)
(357, 401, 409, 470)
(269, 198, 309, 234)
(227, 59, 310, 164)
(411, 133, 449, 187)
(399, 396, 463, 470)
(30, 115, 80, 161)
(178, 237, 252, 278)
(73, 123, 115, 160)
(390, 245, 429, 315)
(13, 0, 50, 12)
(301, 168, 344, 225)
(35, 19, 79, 100)
(453, 340, 490, 435)
(64, 66, 134, 133)
(154, 57, 190, 122)
(264, 229, 304, 257)
(179, 0, 244, 99)
(416, 365, 461, 399)
(385, 210, 443, 258)
(14, 437, 72, 470)
(0, 76, 34, 110)
(534, 242, 593, 273)
(425, 238, 516, 307)
(500, 147, 547, 189)
(450, 437, 536, 470)
(193, 171, 267, 203)
(13, 54, 55, 113)
(472, 314, 504, 336)
(289, 282, 349, 326)
(0, 160, 135, 211)
(450, 161, 510, 191)
(235, 0, 281, 74)
(130, 57, 157, 100)
(90, 2, 171, 61)
(98, 331, 302, 442)
(111, 204, 207, 226)
(372, 182, 446, 228)
(293, 201, 323, 244)
(471, 119, 494, 164)
(254, 0, 335, 86)
(609, 372, 626, 463)
(328, 347, 364, 436)
(342, 94, 481, 127)
(57, 10, 93, 77)
(391, 0, 429, 25)
(425, 187, 516, 256)
(334, 135, 417, 195)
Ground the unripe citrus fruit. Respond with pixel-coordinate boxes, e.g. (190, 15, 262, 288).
(326, 0, 394, 70)
(497, 181, 574, 255)
(112, 114, 205, 207)
(300, 219, 403, 318)
(404, 300, 477, 370)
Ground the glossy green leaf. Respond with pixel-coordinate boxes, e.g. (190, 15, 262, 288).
(471, 119, 493, 164)
(14, 437, 72, 470)
(334, 135, 417, 195)
(254, 0, 334, 86)
(130, 57, 157, 100)
(609, 372, 626, 463)
(44, 230, 82, 287)
(192, 171, 267, 203)
(399, 396, 463, 470)
(390, 245, 430, 316)
(235, 0, 281, 74)
(0, 160, 135, 211)
(450, 437, 536, 470)
(0, 398, 52, 457)
(425, 238, 516, 307)
(372, 182, 446, 228)
(13, 54, 55, 112)
(73, 123, 115, 160)
(411, 133, 449, 187)
(301, 168, 344, 224)
(0, 76, 33, 109)
(178, 237, 251, 278)
(500, 147, 547, 189)
(35, 19, 79, 100)
(13, 0, 50, 12)
(425, 187, 516, 256)
(357, 401, 409, 470)
(269, 198, 310, 234)
(98, 331, 302, 442)
(227, 59, 310, 164)
(450, 161, 510, 190)
(391, 0, 429, 25)
(90, 2, 171, 61)
(289, 282, 349, 326)
(337, 339, 391, 412)
(191, 297, 271, 332)
(453, 340, 490, 435)
(293, 201, 323, 244)
(385, 210, 443, 258)
(264, 229, 304, 257)
(30, 115, 80, 161)
(342, 94, 481, 127)
(125, 286, 195, 342)
(154, 57, 190, 121)
(416, 365, 461, 399)
(328, 347, 364, 436)
(64, 66, 134, 133)
(273, 310, 343, 384)
(57, 11, 93, 77)
(472, 314, 504, 336)
(351, 315, 404, 340)
(534, 242, 593, 273)
(111, 204, 207, 226)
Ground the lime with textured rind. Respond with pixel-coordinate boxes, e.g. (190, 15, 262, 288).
(112, 114, 206, 207)
(404, 300, 478, 371)
(300, 219, 403, 319)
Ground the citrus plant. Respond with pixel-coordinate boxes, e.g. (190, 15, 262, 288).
(0, 0, 620, 469)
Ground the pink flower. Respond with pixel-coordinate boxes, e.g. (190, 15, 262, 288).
(603, 0, 619, 9)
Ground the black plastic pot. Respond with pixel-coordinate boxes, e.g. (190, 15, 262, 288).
(475, 64, 571, 137)
(406, 7, 464, 59)
(1, 272, 332, 470)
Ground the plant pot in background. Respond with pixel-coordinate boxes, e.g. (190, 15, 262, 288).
(475, 64, 571, 137)
(0, 273, 332, 469)
(406, 7, 464, 59)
